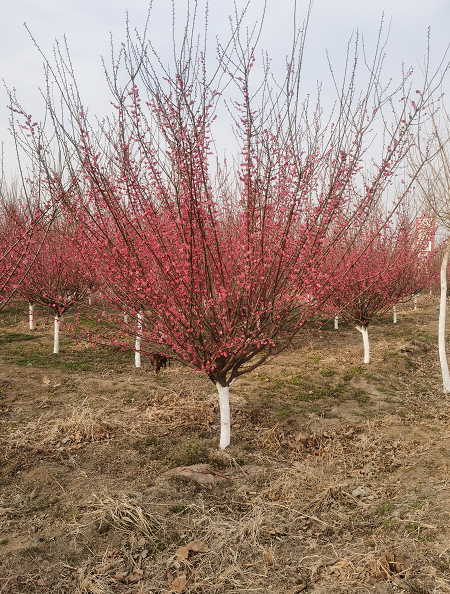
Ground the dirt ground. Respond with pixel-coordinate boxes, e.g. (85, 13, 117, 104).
(1, 298, 450, 593)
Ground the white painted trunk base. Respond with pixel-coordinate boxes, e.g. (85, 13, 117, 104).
(356, 325, 370, 364)
(439, 242, 450, 393)
(334, 315, 339, 330)
(29, 303, 35, 330)
(393, 306, 397, 324)
(414, 297, 417, 311)
(216, 383, 231, 449)
(88, 295, 92, 306)
(135, 311, 143, 368)
(124, 314, 128, 324)
(54, 316, 60, 354)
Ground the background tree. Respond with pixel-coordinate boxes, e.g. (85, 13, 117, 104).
(0, 179, 53, 308)
(17, 215, 93, 353)
(414, 104, 450, 392)
(322, 213, 434, 363)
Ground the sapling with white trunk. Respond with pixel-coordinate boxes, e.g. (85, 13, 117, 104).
(53, 315, 60, 354)
(29, 302, 35, 330)
(439, 241, 450, 392)
(216, 380, 235, 450)
(16, 218, 93, 353)
(356, 325, 370, 364)
(324, 215, 434, 364)
(135, 311, 143, 368)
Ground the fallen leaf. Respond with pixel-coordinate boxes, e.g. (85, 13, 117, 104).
(96, 563, 114, 575)
(37, 578, 45, 587)
(113, 571, 129, 583)
(167, 464, 263, 486)
(29, 487, 40, 499)
(294, 430, 310, 442)
(186, 540, 207, 553)
(42, 376, 51, 385)
(128, 568, 148, 583)
(289, 585, 306, 593)
(269, 492, 280, 501)
(170, 575, 187, 593)
(175, 546, 190, 560)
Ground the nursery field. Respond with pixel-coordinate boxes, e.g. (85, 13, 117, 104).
(2, 300, 450, 593)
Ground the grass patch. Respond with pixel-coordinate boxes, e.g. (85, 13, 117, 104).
(375, 501, 393, 515)
(343, 367, 365, 381)
(169, 505, 189, 515)
(382, 519, 396, 530)
(294, 381, 346, 401)
(277, 405, 292, 419)
(166, 440, 211, 468)
(353, 389, 370, 404)
(0, 333, 37, 345)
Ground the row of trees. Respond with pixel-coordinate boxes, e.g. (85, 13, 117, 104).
(0, 4, 446, 447)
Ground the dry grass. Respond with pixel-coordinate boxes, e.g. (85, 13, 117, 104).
(2, 300, 450, 592)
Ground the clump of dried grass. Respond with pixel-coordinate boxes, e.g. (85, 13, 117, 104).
(144, 389, 216, 431)
(53, 405, 114, 443)
(76, 567, 113, 594)
(86, 494, 163, 546)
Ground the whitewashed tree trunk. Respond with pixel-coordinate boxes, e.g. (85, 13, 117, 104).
(53, 316, 60, 354)
(88, 295, 92, 306)
(29, 303, 35, 330)
(356, 325, 370, 364)
(216, 382, 232, 449)
(135, 311, 143, 368)
(439, 241, 450, 393)
(393, 306, 397, 324)
(414, 296, 417, 311)
(124, 313, 128, 324)
(334, 315, 339, 330)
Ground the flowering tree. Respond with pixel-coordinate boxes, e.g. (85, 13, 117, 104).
(0, 182, 52, 308)
(323, 214, 434, 363)
(17, 217, 93, 353)
(8, 6, 443, 447)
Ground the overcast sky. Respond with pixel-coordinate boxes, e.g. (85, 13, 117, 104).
(1, 0, 449, 178)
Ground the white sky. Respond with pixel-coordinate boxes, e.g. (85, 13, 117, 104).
(1, 0, 449, 179)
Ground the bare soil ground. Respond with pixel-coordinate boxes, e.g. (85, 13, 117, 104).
(1, 299, 450, 593)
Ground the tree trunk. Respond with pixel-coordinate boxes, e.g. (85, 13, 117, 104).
(414, 296, 417, 311)
(393, 306, 397, 323)
(29, 303, 35, 330)
(356, 325, 370, 363)
(54, 315, 60, 354)
(216, 383, 231, 449)
(439, 241, 450, 393)
(124, 313, 128, 324)
(334, 315, 338, 330)
(135, 311, 143, 368)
